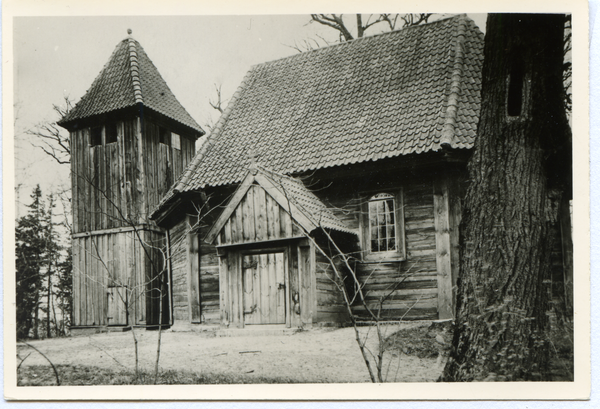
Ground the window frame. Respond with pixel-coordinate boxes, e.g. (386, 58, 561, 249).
(89, 123, 119, 147)
(360, 189, 406, 262)
(105, 123, 118, 144)
(171, 132, 181, 150)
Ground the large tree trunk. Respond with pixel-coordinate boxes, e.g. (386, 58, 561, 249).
(441, 14, 571, 382)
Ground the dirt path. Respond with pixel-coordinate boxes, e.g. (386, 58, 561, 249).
(17, 325, 445, 383)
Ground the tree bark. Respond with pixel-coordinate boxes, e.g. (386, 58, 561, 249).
(441, 14, 571, 382)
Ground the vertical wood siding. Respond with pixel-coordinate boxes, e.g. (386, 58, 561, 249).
(218, 185, 302, 246)
(70, 114, 195, 327)
(72, 230, 156, 326)
(70, 117, 195, 234)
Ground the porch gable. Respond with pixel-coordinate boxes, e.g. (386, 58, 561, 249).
(204, 168, 356, 246)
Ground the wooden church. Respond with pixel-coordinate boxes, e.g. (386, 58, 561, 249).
(58, 30, 204, 332)
(153, 14, 487, 328)
(61, 16, 572, 334)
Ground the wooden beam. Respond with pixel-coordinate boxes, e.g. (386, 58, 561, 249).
(186, 215, 201, 323)
(253, 173, 317, 233)
(204, 172, 254, 244)
(72, 224, 164, 238)
(136, 118, 147, 223)
(433, 176, 454, 320)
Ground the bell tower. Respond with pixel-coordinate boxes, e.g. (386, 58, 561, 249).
(58, 30, 204, 332)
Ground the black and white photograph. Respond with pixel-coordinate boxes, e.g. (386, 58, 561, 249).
(4, 0, 591, 401)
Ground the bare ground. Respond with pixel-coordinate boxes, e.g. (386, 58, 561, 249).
(16, 323, 448, 384)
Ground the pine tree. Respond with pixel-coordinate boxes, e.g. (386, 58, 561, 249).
(15, 187, 67, 339)
(55, 247, 73, 335)
(16, 186, 46, 339)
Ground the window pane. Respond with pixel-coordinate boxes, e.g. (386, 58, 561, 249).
(386, 211, 394, 225)
(377, 211, 385, 226)
(371, 239, 379, 252)
(368, 194, 397, 253)
(388, 238, 396, 251)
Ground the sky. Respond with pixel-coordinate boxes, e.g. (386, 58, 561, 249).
(11, 14, 487, 219)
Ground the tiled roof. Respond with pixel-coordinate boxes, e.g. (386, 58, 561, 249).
(59, 36, 204, 134)
(257, 167, 356, 235)
(153, 14, 484, 218)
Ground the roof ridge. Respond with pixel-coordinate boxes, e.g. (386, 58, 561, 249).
(127, 37, 144, 105)
(440, 14, 468, 147)
(254, 14, 466, 70)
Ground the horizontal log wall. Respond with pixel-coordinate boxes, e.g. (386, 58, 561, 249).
(314, 175, 441, 320)
(199, 225, 220, 324)
(314, 246, 349, 324)
(169, 215, 220, 324)
(169, 218, 191, 322)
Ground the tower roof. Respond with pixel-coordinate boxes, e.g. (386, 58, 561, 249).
(58, 33, 204, 135)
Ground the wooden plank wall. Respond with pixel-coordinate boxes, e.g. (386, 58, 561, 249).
(199, 227, 220, 324)
(218, 185, 302, 246)
(143, 230, 169, 326)
(70, 117, 196, 234)
(168, 218, 191, 321)
(72, 231, 156, 326)
(313, 244, 349, 324)
(316, 176, 441, 320)
(142, 118, 195, 219)
(168, 216, 220, 324)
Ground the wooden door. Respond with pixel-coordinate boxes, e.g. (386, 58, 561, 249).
(107, 286, 128, 326)
(242, 252, 286, 325)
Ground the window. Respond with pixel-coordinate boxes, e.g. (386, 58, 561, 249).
(105, 123, 118, 144)
(362, 191, 405, 261)
(159, 127, 170, 145)
(90, 124, 118, 146)
(90, 126, 103, 146)
(171, 132, 181, 150)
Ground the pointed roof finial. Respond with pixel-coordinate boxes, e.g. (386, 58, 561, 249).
(127, 28, 133, 36)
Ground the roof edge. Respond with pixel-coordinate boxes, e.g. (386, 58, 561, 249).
(440, 14, 468, 148)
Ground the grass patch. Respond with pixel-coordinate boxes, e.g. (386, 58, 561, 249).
(383, 322, 452, 359)
(17, 365, 302, 386)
